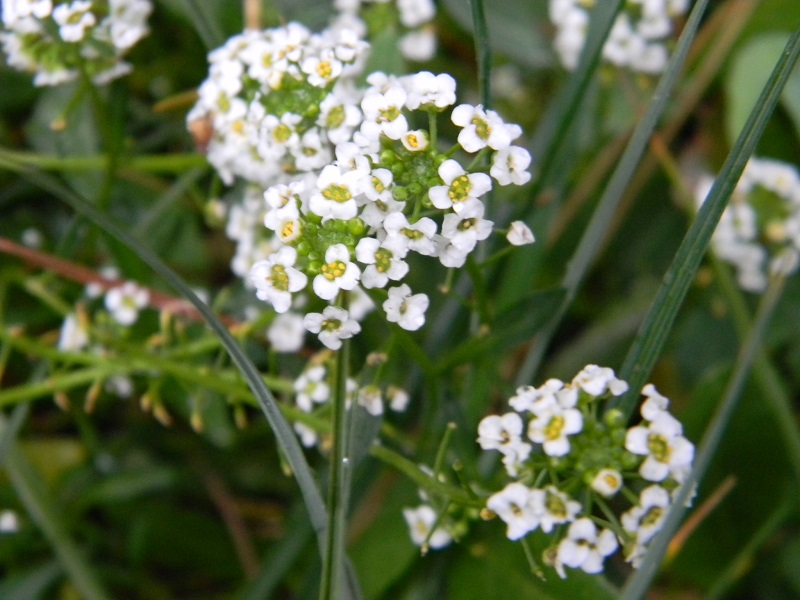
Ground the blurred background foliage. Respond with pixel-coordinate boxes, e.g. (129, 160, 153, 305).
(2, 0, 800, 598)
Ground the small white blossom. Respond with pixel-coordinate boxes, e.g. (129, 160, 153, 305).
(626, 411, 695, 483)
(312, 244, 361, 301)
(267, 312, 305, 353)
(355, 235, 410, 289)
(105, 281, 149, 326)
(58, 312, 89, 351)
(294, 365, 329, 412)
(527, 397, 583, 457)
(591, 468, 623, 497)
(0, 510, 19, 533)
(555, 518, 618, 577)
(506, 221, 535, 246)
(490, 146, 532, 186)
(539, 486, 581, 533)
(403, 505, 452, 549)
(450, 104, 521, 153)
(428, 160, 492, 213)
(387, 386, 410, 412)
(382, 284, 429, 331)
(357, 385, 383, 416)
(249, 247, 308, 313)
(303, 305, 361, 350)
(487, 482, 541, 540)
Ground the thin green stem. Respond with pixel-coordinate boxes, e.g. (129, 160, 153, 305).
(320, 337, 351, 600)
(0, 147, 207, 173)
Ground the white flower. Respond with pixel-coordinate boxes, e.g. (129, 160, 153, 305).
(294, 365, 329, 412)
(571, 364, 629, 397)
(58, 312, 89, 351)
(428, 160, 492, 213)
(625, 411, 695, 483)
(309, 164, 364, 220)
(555, 518, 618, 577)
(358, 385, 383, 416)
(355, 235, 410, 289)
(398, 28, 437, 62)
(477, 412, 525, 452)
(402, 71, 456, 110)
(508, 379, 564, 413)
(527, 398, 583, 457)
(53, 1, 96, 42)
(294, 422, 318, 447)
(0, 509, 19, 533)
(301, 49, 343, 87)
(640, 383, 670, 420)
(403, 505, 452, 549)
(382, 284, 429, 331)
(591, 468, 623, 497)
(622, 484, 671, 549)
(312, 244, 361, 301)
(506, 221, 535, 246)
(487, 482, 541, 540)
(387, 386, 410, 411)
(397, 0, 436, 28)
(360, 84, 409, 140)
(249, 247, 308, 313)
(440, 201, 494, 253)
(105, 281, 149, 326)
(538, 486, 581, 533)
(303, 305, 361, 350)
(490, 146, 532, 186)
(400, 129, 430, 152)
(382, 212, 438, 256)
(267, 312, 305, 353)
(450, 104, 521, 152)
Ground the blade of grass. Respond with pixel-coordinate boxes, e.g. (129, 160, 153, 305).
(0, 162, 362, 598)
(516, 0, 711, 387)
(528, 0, 623, 193)
(612, 29, 800, 418)
(620, 271, 789, 599)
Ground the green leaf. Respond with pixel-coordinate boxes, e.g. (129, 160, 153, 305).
(0, 561, 62, 600)
(726, 32, 800, 143)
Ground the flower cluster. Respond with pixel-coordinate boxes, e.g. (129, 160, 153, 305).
(696, 157, 800, 292)
(186, 22, 368, 188)
(333, 0, 438, 62)
(477, 366, 694, 577)
(291, 353, 411, 448)
(1, 0, 152, 86)
(245, 69, 533, 348)
(549, 0, 689, 73)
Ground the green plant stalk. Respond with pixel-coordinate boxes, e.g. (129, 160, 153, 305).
(320, 337, 352, 600)
(620, 272, 788, 599)
(704, 494, 792, 600)
(369, 444, 483, 508)
(0, 162, 367, 596)
(612, 28, 800, 418)
(516, 0, 711, 388)
(1, 418, 111, 600)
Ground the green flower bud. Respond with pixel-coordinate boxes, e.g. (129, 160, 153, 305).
(347, 218, 366, 236)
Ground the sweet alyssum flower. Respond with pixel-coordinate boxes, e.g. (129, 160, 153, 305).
(549, 0, 689, 74)
(477, 366, 695, 578)
(696, 157, 800, 292)
(303, 305, 361, 350)
(0, 0, 152, 86)
(104, 281, 149, 326)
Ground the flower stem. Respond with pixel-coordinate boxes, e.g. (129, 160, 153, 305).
(319, 333, 352, 600)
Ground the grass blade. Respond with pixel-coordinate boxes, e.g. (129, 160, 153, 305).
(528, 0, 623, 190)
(613, 29, 800, 418)
(620, 271, 789, 599)
(469, 0, 491, 109)
(516, 0, 711, 386)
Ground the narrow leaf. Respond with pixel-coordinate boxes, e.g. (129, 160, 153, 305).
(613, 29, 800, 418)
